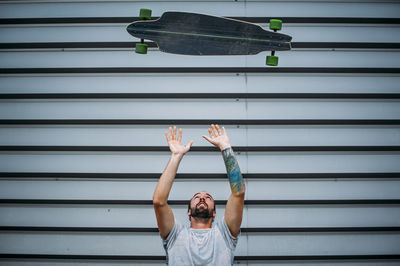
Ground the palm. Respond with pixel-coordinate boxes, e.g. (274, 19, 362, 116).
(208, 134, 229, 147)
(202, 124, 231, 150)
(168, 140, 189, 154)
(165, 126, 193, 155)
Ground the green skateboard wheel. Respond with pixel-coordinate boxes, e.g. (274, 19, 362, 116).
(269, 19, 282, 31)
(136, 43, 148, 54)
(139, 8, 152, 20)
(266, 55, 278, 66)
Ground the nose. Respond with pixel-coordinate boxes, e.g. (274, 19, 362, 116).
(200, 195, 207, 201)
(198, 196, 207, 205)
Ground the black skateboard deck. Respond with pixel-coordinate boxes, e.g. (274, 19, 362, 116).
(126, 11, 292, 56)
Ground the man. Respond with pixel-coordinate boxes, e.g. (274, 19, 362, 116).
(153, 124, 245, 265)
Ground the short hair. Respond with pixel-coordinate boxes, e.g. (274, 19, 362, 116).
(188, 192, 216, 211)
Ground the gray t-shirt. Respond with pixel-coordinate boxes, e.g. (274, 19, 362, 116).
(162, 217, 239, 266)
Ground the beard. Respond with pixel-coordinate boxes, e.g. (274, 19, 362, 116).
(190, 203, 214, 219)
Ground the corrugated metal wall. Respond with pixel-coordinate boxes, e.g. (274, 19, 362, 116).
(0, 0, 400, 265)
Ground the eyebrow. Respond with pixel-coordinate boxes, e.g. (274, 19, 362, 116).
(193, 193, 213, 199)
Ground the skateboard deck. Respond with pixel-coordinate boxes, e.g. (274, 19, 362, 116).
(126, 11, 292, 56)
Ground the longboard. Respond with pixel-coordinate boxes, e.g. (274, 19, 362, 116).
(127, 10, 292, 65)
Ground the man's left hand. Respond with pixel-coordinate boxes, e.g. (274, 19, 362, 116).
(202, 124, 231, 151)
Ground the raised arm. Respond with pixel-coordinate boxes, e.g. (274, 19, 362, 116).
(202, 124, 245, 237)
(153, 126, 193, 239)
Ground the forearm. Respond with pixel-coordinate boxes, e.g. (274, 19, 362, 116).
(222, 147, 245, 194)
(153, 153, 183, 205)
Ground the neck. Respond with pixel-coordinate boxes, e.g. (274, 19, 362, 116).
(190, 217, 213, 229)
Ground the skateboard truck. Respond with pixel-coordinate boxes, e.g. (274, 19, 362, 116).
(135, 8, 152, 54)
(266, 19, 282, 66)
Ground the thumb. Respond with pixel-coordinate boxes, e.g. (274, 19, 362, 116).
(202, 135, 213, 143)
(186, 140, 194, 150)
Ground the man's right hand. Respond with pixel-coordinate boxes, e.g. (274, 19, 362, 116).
(155, 126, 191, 239)
(165, 126, 194, 155)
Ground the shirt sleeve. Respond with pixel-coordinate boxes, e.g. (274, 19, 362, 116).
(162, 219, 183, 251)
(218, 216, 240, 250)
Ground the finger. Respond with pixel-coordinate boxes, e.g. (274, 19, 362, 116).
(172, 126, 177, 140)
(208, 128, 214, 138)
(186, 140, 194, 149)
(222, 126, 227, 135)
(177, 128, 182, 143)
(215, 124, 222, 135)
(211, 124, 219, 136)
(202, 135, 213, 143)
(165, 131, 169, 142)
(168, 127, 172, 140)
(185, 140, 194, 153)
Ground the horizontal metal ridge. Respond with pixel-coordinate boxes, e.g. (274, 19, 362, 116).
(1, 93, 399, 99)
(1, 119, 399, 125)
(0, 254, 399, 261)
(1, 226, 398, 233)
(1, 67, 400, 74)
(1, 42, 399, 50)
(294, 42, 400, 49)
(1, 146, 399, 152)
(0, 17, 399, 25)
(0, 199, 399, 205)
(1, 172, 399, 179)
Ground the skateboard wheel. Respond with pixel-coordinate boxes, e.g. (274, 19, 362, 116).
(269, 19, 282, 31)
(266, 55, 278, 66)
(139, 8, 152, 20)
(136, 43, 148, 54)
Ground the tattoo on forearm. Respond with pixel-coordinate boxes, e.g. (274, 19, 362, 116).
(222, 147, 245, 193)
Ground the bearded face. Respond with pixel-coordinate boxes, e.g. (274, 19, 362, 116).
(190, 201, 214, 219)
(188, 192, 215, 221)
